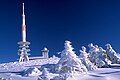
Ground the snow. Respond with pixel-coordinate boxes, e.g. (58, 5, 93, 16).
(0, 56, 120, 80)
(23, 67, 41, 77)
(0, 57, 59, 80)
(1, 42, 120, 80)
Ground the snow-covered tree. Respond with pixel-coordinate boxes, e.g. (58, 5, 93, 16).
(95, 47, 111, 67)
(88, 43, 99, 63)
(105, 44, 120, 64)
(88, 43, 112, 67)
(56, 40, 87, 74)
(79, 46, 97, 70)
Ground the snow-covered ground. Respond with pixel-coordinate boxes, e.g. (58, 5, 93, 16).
(0, 57, 59, 80)
(0, 57, 120, 80)
(79, 68, 120, 80)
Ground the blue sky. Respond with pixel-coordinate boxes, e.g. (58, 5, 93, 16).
(0, 0, 120, 62)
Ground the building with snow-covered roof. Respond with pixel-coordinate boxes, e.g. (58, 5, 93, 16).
(41, 47, 49, 58)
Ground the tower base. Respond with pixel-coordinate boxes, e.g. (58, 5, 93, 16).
(18, 41, 30, 62)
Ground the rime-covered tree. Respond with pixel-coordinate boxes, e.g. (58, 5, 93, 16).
(79, 46, 97, 70)
(56, 40, 87, 74)
(95, 47, 111, 67)
(88, 43, 111, 67)
(88, 43, 99, 63)
(106, 44, 120, 64)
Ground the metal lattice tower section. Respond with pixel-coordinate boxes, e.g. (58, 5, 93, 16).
(18, 3, 30, 62)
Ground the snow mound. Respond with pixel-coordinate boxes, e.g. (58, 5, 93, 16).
(0, 78, 6, 80)
(38, 68, 59, 80)
(23, 67, 41, 77)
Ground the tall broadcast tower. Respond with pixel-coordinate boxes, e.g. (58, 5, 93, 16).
(18, 3, 30, 62)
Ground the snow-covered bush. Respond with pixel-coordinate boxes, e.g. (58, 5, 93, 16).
(56, 40, 87, 74)
(79, 46, 97, 70)
(53, 72, 76, 80)
(39, 68, 50, 80)
(41, 64, 56, 73)
(0, 78, 6, 80)
(22, 67, 41, 76)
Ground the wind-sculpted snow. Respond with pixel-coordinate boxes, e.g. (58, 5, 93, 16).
(0, 57, 120, 80)
(0, 57, 60, 80)
(0, 42, 120, 80)
(0, 57, 59, 72)
(22, 67, 41, 77)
